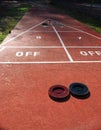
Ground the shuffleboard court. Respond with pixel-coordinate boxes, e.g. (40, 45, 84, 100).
(0, 4, 101, 130)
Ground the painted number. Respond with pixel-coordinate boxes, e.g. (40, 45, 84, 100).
(36, 36, 42, 39)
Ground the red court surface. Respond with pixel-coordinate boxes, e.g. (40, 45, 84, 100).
(0, 4, 101, 130)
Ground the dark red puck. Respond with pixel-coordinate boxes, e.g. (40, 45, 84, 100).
(48, 85, 70, 102)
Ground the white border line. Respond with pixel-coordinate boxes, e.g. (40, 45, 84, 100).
(63, 24, 101, 40)
(2, 46, 101, 48)
(66, 46, 101, 48)
(2, 19, 47, 46)
(52, 25, 74, 62)
(1, 46, 62, 49)
(29, 30, 80, 32)
(0, 61, 101, 64)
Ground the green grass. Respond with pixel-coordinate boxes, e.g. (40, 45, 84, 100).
(68, 11, 101, 34)
(0, 3, 31, 44)
(53, 4, 101, 34)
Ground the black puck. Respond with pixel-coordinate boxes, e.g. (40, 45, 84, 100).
(48, 85, 70, 102)
(69, 82, 90, 99)
(41, 22, 48, 27)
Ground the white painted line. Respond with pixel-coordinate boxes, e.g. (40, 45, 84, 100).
(65, 46, 101, 48)
(74, 61, 101, 63)
(1, 46, 63, 48)
(1, 19, 48, 46)
(29, 31, 54, 32)
(0, 61, 69, 64)
(0, 60, 101, 64)
(80, 31, 101, 40)
(2, 46, 101, 49)
(29, 30, 80, 32)
(58, 31, 80, 32)
(52, 25, 74, 62)
(63, 24, 101, 40)
(0, 47, 5, 52)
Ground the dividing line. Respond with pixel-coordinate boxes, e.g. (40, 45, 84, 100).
(2, 46, 101, 49)
(1, 19, 48, 46)
(66, 46, 101, 48)
(29, 30, 80, 32)
(63, 24, 101, 40)
(52, 25, 74, 62)
(0, 61, 101, 64)
(1, 46, 63, 49)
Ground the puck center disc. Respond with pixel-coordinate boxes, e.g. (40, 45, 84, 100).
(74, 85, 84, 92)
(53, 87, 65, 94)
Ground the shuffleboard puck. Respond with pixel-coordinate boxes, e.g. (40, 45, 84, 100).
(48, 85, 70, 102)
(41, 22, 48, 27)
(69, 82, 90, 99)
